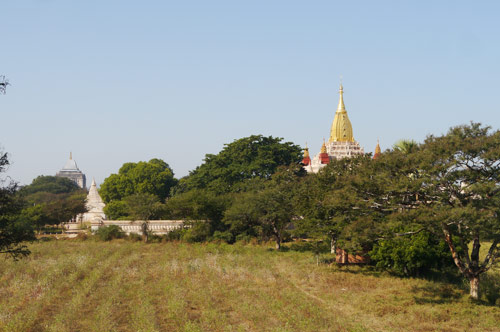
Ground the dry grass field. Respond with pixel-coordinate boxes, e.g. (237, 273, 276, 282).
(0, 239, 499, 332)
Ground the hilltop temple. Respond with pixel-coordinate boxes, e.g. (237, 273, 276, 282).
(302, 84, 365, 173)
(56, 152, 86, 188)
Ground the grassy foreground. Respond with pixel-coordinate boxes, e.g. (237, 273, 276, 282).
(0, 240, 499, 332)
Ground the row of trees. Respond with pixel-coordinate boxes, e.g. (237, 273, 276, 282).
(2, 124, 499, 300)
(143, 124, 497, 300)
(302, 123, 500, 300)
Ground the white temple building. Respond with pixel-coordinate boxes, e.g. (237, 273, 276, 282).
(81, 178, 106, 223)
(302, 84, 365, 173)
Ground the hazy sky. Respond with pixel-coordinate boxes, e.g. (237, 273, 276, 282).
(2, 0, 500, 186)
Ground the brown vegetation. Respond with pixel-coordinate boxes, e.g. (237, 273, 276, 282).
(0, 241, 499, 332)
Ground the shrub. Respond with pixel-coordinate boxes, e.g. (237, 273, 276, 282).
(211, 231, 233, 243)
(127, 232, 143, 242)
(369, 231, 455, 277)
(164, 228, 186, 241)
(75, 232, 88, 241)
(182, 222, 211, 243)
(94, 225, 125, 241)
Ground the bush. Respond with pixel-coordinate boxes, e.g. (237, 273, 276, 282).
(182, 222, 211, 243)
(211, 231, 233, 244)
(127, 232, 143, 242)
(164, 228, 186, 241)
(369, 231, 455, 277)
(94, 225, 125, 241)
(75, 232, 88, 241)
(481, 272, 500, 306)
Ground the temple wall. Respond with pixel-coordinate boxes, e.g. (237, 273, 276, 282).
(91, 220, 185, 235)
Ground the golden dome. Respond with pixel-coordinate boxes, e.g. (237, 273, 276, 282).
(329, 84, 354, 143)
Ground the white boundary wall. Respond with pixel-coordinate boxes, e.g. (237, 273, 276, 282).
(91, 220, 185, 235)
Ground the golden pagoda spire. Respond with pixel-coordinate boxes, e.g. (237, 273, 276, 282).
(373, 139, 382, 159)
(329, 83, 354, 143)
(375, 139, 381, 155)
(70, 152, 72, 160)
(320, 138, 327, 153)
(337, 84, 346, 112)
(303, 143, 310, 158)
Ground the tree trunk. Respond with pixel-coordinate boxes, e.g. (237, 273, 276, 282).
(141, 222, 149, 243)
(274, 231, 281, 250)
(330, 237, 337, 255)
(470, 276, 480, 300)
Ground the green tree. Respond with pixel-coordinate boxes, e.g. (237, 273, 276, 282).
(19, 176, 87, 230)
(103, 200, 130, 220)
(393, 139, 418, 154)
(224, 165, 303, 249)
(175, 135, 302, 194)
(371, 123, 500, 299)
(413, 123, 500, 299)
(166, 189, 231, 242)
(99, 159, 177, 203)
(294, 155, 384, 256)
(369, 229, 455, 277)
(19, 175, 81, 195)
(0, 150, 36, 259)
(125, 193, 164, 242)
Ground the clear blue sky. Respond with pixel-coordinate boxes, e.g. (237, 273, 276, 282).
(2, 0, 500, 186)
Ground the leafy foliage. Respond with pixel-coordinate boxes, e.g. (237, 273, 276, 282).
(369, 230, 455, 277)
(99, 159, 177, 203)
(19, 176, 87, 230)
(95, 225, 125, 241)
(224, 165, 304, 249)
(0, 151, 35, 259)
(175, 135, 302, 194)
(294, 154, 385, 254)
(19, 175, 81, 195)
(166, 189, 232, 242)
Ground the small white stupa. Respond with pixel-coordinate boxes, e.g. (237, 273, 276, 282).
(82, 178, 106, 223)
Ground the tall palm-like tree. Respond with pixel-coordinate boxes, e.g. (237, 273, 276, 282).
(393, 139, 418, 154)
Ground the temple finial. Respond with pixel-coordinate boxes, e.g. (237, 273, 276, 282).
(320, 138, 327, 153)
(70, 152, 72, 160)
(337, 82, 345, 112)
(374, 139, 382, 159)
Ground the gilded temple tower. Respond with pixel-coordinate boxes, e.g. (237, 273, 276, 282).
(305, 84, 365, 173)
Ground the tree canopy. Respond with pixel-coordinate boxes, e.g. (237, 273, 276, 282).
(175, 135, 302, 194)
(19, 175, 81, 195)
(0, 150, 35, 259)
(19, 176, 87, 230)
(99, 158, 177, 203)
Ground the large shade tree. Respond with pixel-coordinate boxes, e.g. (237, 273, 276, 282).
(369, 123, 500, 299)
(412, 123, 500, 299)
(100, 159, 177, 203)
(19, 176, 87, 231)
(224, 164, 304, 249)
(294, 155, 385, 256)
(175, 135, 302, 195)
